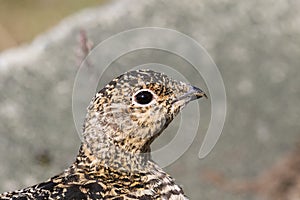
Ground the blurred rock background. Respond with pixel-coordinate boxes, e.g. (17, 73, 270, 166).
(0, 0, 299, 199)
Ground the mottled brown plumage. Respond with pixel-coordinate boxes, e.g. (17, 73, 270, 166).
(0, 69, 206, 199)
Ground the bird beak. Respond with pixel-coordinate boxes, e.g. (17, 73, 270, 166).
(175, 85, 207, 103)
(188, 85, 207, 100)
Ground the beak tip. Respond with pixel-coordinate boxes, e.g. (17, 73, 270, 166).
(191, 86, 208, 99)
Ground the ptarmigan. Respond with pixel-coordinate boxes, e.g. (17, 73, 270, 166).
(0, 69, 206, 200)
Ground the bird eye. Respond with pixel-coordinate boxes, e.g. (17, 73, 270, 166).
(133, 89, 155, 106)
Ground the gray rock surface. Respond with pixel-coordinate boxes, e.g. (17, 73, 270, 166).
(0, 0, 299, 199)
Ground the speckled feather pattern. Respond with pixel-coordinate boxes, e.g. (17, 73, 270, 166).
(0, 69, 205, 200)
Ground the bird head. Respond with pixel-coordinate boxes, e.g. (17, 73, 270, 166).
(83, 69, 206, 155)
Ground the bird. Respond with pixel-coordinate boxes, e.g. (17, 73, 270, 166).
(0, 69, 206, 200)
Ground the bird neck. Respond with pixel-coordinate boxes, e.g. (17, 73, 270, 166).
(69, 144, 187, 199)
(76, 139, 152, 175)
(81, 112, 157, 172)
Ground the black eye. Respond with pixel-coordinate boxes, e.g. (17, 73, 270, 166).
(134, 90, 154, 105)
